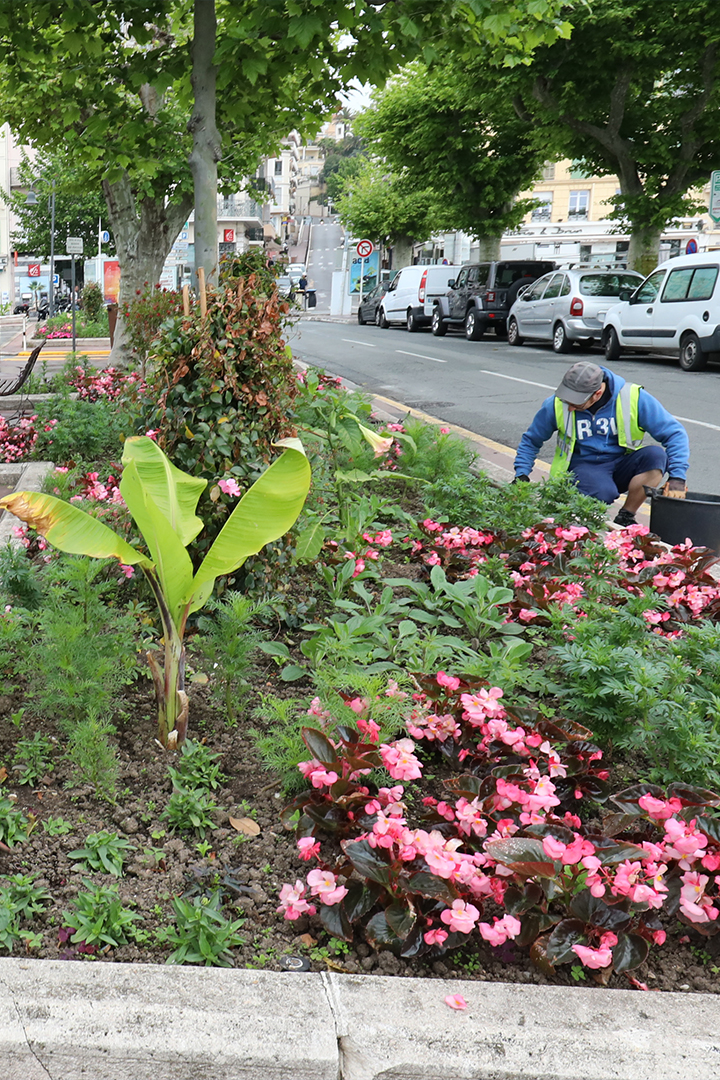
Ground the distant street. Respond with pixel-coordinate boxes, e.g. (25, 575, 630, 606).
(289, 319, 720, 495)
(290, 218, 346, 313)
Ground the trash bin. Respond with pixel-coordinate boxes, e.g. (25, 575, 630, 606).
(648, 490, 720, 553)
(107, 303, 118, 348)
(306, 289, 317, 309)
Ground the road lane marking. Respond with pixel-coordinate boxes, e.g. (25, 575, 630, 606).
(479, 369, 554, 390)
(674, 414, 720, 432)
(341, 338, 377, 347)
(396, 349, 447, 364)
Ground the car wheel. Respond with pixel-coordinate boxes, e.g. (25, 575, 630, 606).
(603, 326, 622, 362)
(357, 307, 366, 325)
(431, 308, 447, 336)
(406, 309, 419, 332)
(464, 309, 484, 341)
(507, 317, 524, 346)
(376, 306, 389, 329)
(552, 322, 572, 354)
(678, 331, 707, 371)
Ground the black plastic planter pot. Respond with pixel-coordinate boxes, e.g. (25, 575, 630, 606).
(649, 490, 720, 552)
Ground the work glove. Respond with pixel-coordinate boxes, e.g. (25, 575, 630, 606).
(662, 477, 687, 500)
(512, 475, 530, 484)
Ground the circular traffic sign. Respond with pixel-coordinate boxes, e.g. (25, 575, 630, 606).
(686, 238, 698, 254)
(356, 239, 374, 258)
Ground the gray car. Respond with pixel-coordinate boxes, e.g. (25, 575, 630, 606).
(507, 267, 643, 353)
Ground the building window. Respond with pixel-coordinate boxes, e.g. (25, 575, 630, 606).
(568, 190, 590, 219)
(580, 244, 592, 262)
(569, 160, 592, 180)
(541, 163, 555, 181)
(531, 193, 553, 221)
(274, 160, 283, 176)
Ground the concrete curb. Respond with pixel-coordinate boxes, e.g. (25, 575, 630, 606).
(0, 461, 55, 546)
(0, 959, 718, 1080)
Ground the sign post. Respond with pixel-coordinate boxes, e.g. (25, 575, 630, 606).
(66, 237, 84, 354)
(710, 171, 720, 223)
(355, 239, 374, 306)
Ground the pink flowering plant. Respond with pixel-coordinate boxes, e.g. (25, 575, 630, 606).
(278, 673, 720, 981)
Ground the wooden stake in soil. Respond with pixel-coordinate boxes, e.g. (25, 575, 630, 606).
(198, 267, 207, 317)
(182, 285, 190, 317)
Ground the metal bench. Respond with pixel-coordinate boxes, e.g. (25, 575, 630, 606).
(0, 341, 46, 397)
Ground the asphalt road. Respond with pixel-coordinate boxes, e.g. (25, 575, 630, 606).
(289, 319, 720, 494)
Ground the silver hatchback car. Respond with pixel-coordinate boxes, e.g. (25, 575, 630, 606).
(507, 267, 643, 353)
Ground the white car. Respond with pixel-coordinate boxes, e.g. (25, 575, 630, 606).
(377, 264, 458, 331)
(602, 252, 720, 372)
(286, 263, 306, 283)
(507, 267, 643, 352)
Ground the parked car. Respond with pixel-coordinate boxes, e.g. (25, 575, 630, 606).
(275, 275, 295, 299)
(357, 281, 390, 324)
(376, 264, 459, 331)
(507, 267, 644, 352)
(601, 252, 720, 371)
(431, 260, 556, 340)
(286, 263, 306, 284)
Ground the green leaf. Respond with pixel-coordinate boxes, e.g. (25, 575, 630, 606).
(612, 932, 649, 973)
(342, 880, 382, 922)
(401, 871, 457, 905)
(385, 902, 416, 940)
(121, 436, 205, 546)
(0, 491, 151, 568)
(280, 664, 306, 682)
(485, 838, 557, 877)
(189, 442, 311, 610)
(569, 892, 632, 931)
(319, 901, 353, 942)
(301, 727, 339, 767)
(342, 838, 392, 886)
(545, 918, 586, 964)
(294, 521, 326, 561)
(365, 910, 402, 949)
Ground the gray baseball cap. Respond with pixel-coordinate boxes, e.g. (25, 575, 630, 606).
(555, 361, 604, 405)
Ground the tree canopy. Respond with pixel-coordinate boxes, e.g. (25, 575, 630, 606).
(353, 62, 546, 255)
(493, 0, 720, 270)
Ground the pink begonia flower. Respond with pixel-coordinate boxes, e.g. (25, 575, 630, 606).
(357, 716, 381, 742)
(424, 927, 449, 946)
(440, 899, 480, 934)
(436, 670, 460, 691)
(478, 914, 521, 947)
(385, 679, 407, 699)
(145, 428, 159, 440)
(54, 466, 69, 473)
(218, 477, 242, 496)
(309, 768, 338, 789)
(542, 835, 568, 861)
(518, 609, 539, 622)
(380, 739, 423, 781)
(277, 880, 317, 920)
(444, 993, 467, 1010)
(572, 943, 613, 969)
(118, 564, 135, 579)
(306, 869, 348, 906)
(347, 696, 370, 715)
(679, 871, 719, 924)
(297, 837, 321, 861)
(461, 687, 504, 723)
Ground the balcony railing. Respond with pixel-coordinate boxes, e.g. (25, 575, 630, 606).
(217, 197, 262, 220)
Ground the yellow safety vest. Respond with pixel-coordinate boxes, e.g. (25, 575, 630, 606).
(551, 382, 644, 477)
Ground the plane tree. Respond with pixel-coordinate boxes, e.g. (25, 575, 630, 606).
(0, 0, 575, 355)
(353, 62, 546, 260)
(499, 0, 720, 272)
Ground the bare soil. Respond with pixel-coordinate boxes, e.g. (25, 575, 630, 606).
(1, 673, 715, 994)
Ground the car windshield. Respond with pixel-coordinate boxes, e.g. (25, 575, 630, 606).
(494, 263, 555, 288)
(579, 273, 642, 297)
(276, 277, 292, 288)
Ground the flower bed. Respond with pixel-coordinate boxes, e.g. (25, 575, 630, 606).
(1, 360, 720, 994)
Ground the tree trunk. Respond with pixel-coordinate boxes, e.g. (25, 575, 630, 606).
(391, 235, 414, 269)
(188, 0, 221, 288)
(471, 235, 502, 261)
(102, 172, 193, 365)
(628, 226, 662, 276)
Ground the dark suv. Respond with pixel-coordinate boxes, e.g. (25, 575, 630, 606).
(431, 260, 557, 340)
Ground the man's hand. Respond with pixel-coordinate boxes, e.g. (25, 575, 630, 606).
(512, 475, 530, 484)
(662, 477, 687, 500)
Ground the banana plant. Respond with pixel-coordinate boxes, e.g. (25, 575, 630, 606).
(0, 435, 311, 748)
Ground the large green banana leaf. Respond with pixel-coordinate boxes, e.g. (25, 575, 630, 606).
(0, 491, 152, 567)
(120, 458, 195, 626)
(121, 436, 206, 546)
(188, 440, 311, 612)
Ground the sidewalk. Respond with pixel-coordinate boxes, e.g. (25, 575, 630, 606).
(1, 958, 719, 1079)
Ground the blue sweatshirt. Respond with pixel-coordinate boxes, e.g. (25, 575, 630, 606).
(514, 367, 690, 480)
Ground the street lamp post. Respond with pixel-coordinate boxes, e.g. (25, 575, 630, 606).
(25, 180, 56, 317)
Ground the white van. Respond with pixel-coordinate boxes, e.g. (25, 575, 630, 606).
(377, 264, 457, 332)
(602, 252, 720, 371)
